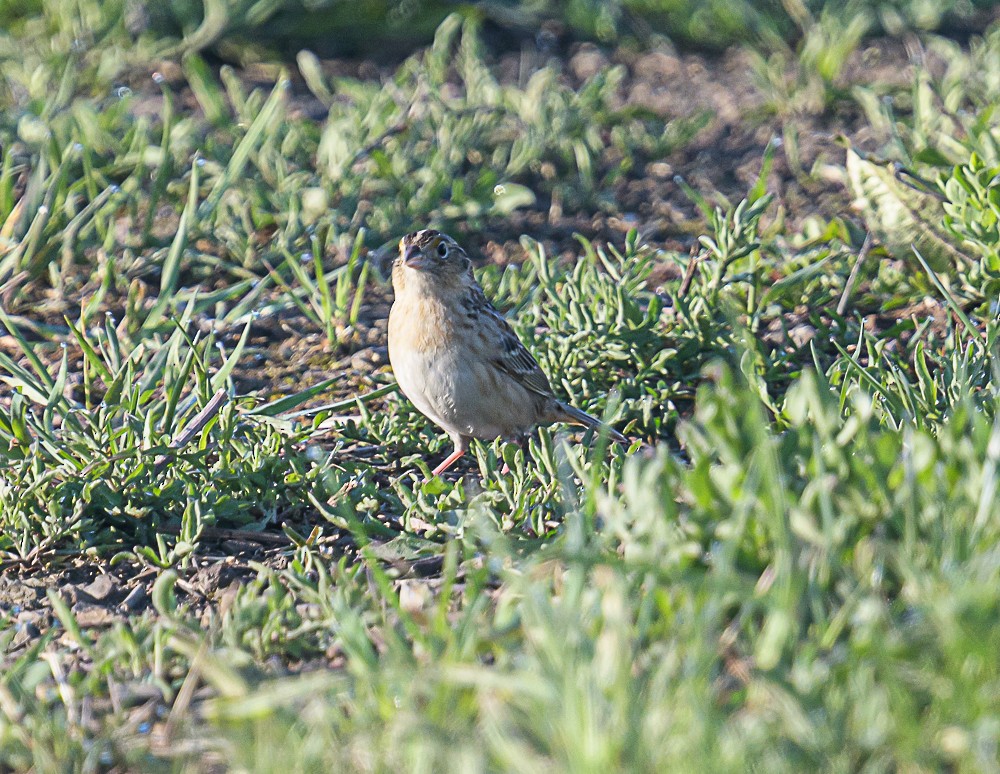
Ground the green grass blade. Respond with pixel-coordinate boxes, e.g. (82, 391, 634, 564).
(198, 73, 288, 221)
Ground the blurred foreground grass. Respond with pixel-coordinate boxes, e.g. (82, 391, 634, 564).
(2, 0, 1000, 771)
(1, 0, 994, 63)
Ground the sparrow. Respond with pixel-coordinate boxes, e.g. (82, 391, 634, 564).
(388, 228, 627, 477)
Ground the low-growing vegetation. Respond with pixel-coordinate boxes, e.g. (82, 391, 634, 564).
(1, 0, 1000, 770)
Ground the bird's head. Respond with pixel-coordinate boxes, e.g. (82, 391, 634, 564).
(396, 229, 473, 280)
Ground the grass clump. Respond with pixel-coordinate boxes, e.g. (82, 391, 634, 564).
(6, 365, 1000, 771)
(3, 4, 1000, 772)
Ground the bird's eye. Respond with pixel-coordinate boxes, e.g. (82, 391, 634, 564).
(436, 242, 448, 258)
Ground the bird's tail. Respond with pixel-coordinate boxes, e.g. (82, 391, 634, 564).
(555, 401, 628, 445)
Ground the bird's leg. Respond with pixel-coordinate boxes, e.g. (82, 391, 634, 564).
(430, 448, 466, 478)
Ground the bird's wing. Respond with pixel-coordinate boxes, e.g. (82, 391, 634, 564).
(494, 317, 554, 397)
(467, 287, 554, 399)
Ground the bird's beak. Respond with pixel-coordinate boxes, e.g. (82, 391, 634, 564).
(401, 244, 428, 270)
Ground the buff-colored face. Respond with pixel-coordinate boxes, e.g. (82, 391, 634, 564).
(397, 229, 471, 278)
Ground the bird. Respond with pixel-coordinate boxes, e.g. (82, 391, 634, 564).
(387, 228, 627, 478)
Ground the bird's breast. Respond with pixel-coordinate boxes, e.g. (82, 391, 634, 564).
(388, 292, 453, 354)
(388, 292, 462, 427)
